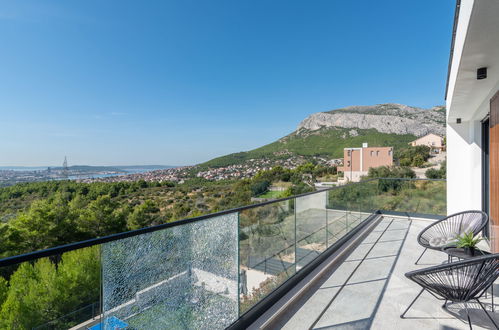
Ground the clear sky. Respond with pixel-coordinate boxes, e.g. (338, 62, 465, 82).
(0, 0, 455, 166)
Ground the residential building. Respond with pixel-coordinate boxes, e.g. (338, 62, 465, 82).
(339, 143, 393, 182)
(409, 133, 444, 154)
(446, 0, 499, 253)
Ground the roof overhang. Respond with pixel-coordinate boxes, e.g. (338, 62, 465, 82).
(446, 0, 499, 121)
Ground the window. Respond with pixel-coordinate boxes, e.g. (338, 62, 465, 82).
(389, 150, 392, 156)
(376, 151, 379, 156)
(370, 151, 374, 156)
(347, 161, 351, 167)
(347, 150, 351, 156)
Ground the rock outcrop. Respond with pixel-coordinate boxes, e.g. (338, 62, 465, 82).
(297, 103, 445, 137)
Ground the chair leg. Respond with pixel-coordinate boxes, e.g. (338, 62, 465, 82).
(476, 299, 499, 329)
(442, 299, 448, 309)
(492, 284, 495, 313)
(464, 302, 473, 330)
(401, 288, 425, 318)
(415, 248, 427, 265)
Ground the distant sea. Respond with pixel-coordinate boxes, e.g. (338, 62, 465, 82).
(0, 165, 175, 180)
(0, 166, 48, 172)
(68, 166, 171, 180)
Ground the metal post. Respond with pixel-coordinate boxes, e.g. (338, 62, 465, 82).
(400, 288, 425, 318)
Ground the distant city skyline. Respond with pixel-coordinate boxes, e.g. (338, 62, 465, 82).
(0, 1, 454, 166)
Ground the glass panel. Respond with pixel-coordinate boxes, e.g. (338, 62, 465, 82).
(295, 192, 327, 270)
(239, 199, 295, 314)
(374, 179, 446, 216)
(0, 246, 101, 330)
(326, 187, 349, 247)
(356, 179, 378, 223)
(101, 213, 238, 329)
(0, 178, 447, 330)
(326, 181, 379, 246)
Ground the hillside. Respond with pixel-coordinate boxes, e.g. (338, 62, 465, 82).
(201, 103, 445, 168)
(299, 104, 445, 136)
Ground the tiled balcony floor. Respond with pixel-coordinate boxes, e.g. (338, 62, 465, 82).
(260, 216, 499, 330)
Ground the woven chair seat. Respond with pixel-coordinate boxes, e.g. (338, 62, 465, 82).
(418, 211, 488, 252)
(428, 236, 458, 248)
(407, 254, 499, 302)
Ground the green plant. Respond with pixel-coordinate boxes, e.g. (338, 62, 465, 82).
(456, 231, 482, 248)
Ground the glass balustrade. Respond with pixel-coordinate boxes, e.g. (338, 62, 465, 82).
(0, 178, 446, 329)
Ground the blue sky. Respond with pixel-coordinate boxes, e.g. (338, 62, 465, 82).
(0, 0, 455, 166)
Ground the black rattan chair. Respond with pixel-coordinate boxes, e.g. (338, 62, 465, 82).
(415, 210, 488, 264)
(401, 254, 499, 329)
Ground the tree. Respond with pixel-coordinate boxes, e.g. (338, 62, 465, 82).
(366, 166, 416, 192)
(296, 163, 315, 174)
(78, 195, 127, 238)
(0, 259, 58, 329)
(0, 277, 7, 308)
(6, 197, 66, 254)
(395, 145, 431, 167)
(412, 154, 425, 167)
(55, 247, 100, 317)
(283, 182, 314, 197)
(0, 247, 100, 330)
(367, 166, 416, 179)
(250, 180, 271, 197)
(127, 200, 161, 230)
(425, 161, 446, 179)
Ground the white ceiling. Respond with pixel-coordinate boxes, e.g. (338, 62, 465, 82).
(447, 0, 499, 121)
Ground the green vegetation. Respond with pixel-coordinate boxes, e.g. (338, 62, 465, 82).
(0, 165, 325, 260)
(257, 190, 285, 199)
(0, 165, 319, 328)
(425, 161, 446, 179)
(0, 246, 99, 329)
(396, 145, 431, 167)
(201, 128, 417, 168)
(372, 180, 446, 215)
(366, 166, 416, 179)
(0, 161, 447, 328)
(456, 231, 483, 249)
(327, 173, 445, 216)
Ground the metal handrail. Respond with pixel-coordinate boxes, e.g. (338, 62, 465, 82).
(0, 177, 445, 267)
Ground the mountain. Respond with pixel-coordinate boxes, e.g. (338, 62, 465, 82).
(200, 103, 445, 168)
(298, 104, 445, 136)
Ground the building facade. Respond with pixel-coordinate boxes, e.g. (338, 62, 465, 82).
(409, 133, 444, 154)
(446, 0, 499, 252)
(339, 143, 393, 182)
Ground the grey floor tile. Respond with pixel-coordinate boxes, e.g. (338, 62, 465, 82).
(313, 279, 385, 329)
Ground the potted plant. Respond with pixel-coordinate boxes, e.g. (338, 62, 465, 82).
(456, 232, 483, 256)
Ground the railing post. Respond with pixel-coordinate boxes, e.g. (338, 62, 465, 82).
(325, 191, 329, 248)
(294, 196, 297, 274)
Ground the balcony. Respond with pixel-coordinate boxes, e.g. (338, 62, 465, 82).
(250, 215, 498, 329)
(0, 178, 497, 329)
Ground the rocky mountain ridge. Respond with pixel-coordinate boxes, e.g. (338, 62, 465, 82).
(199, 103, 446, 169)
(297, 103, 445, 137)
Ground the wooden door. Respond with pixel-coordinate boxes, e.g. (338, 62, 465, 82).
(489, 91, 499, 252)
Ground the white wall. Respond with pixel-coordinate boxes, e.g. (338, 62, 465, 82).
(343, 171, 367, 183)
(446, 120, 483, 215)
(447, 71, 499, 216)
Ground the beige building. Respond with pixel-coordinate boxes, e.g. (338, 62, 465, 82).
(338, 143, 393, 182)
(409, 133, 444, 154)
